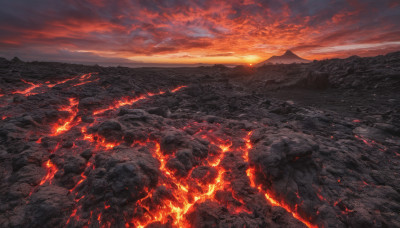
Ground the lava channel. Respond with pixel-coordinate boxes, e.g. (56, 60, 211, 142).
(93, 85, 187, 115)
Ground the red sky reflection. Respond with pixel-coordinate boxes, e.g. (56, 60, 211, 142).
(0, 0, 399, 66)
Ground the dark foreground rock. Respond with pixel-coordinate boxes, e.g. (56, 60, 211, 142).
(0, 52, 399, 227)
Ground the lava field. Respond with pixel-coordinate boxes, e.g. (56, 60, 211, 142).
(0, 53, 400, 228)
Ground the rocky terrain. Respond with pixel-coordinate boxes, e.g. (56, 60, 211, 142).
(0, 51, 399, 228)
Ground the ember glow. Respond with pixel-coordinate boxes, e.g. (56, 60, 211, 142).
(0, 1, 399, 65)
(354, 135, 387, 151)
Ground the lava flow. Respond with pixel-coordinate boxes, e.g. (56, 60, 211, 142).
(123, 125, 319, 228)
(47, 72, 98, 88)
(10, 72, 98, 97)
(6, 73, 318, 228)
(38, 160, 58, 186)
(52, 98, 80, 136)
(11, 79, 42, 96)
(27, 159, 58, 198)
(14, 78, 319, 228)
(81, 127, 121, 150)
(126, 130, 241, 228)
(93, 85, 186, 115)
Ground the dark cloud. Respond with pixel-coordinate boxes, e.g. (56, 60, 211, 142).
(0, 0, 399, 65)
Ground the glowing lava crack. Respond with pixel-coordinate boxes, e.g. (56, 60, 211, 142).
(242, 132, 317, 228)
(125, 137, 236, 228)
(93, 85, 187, 115)
(10, 72, 98, 97)
(52, 98, 80, 136)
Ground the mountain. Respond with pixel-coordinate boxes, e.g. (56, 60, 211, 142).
(256, 50, 311, 66)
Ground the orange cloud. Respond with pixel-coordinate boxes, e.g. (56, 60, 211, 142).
(0, 0, 399, 65)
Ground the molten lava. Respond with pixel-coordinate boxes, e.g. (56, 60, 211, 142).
(93, 94, 150, 115)
(11, 73, 99, 97)
(12, 76, 321, 228)
(38, 160, 58, 186)
(69, 162, 93, 193)
(125, 125, 318, 228)
(126, 134, 237, 228)
(11, 79, 41, 96)
(93, 85, 186, 115)
(52, 98, 80, 136)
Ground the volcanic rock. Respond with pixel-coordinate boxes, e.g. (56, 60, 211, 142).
(0, 52, 399, 227)
(25, 185, 72, 227)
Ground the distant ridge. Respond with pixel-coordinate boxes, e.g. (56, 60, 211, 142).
(256, 50, 311, 66)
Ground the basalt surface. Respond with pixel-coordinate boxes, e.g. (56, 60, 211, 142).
(0, 53, 399, 228)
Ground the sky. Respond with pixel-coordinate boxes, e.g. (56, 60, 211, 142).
(0, 0, 399, 66)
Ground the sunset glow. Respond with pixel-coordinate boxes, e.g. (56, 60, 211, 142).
(0, 0, 399, 66)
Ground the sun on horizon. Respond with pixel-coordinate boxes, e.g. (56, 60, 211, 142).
(0, 1, 399, 66)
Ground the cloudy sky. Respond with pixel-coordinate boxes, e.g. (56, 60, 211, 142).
(0, 0, 399, 66)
